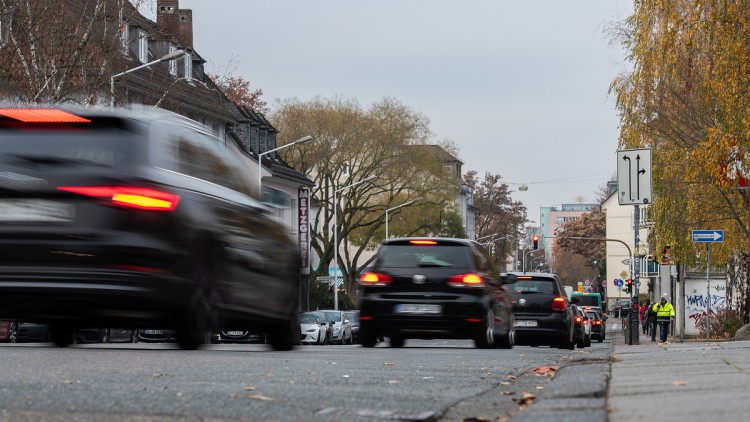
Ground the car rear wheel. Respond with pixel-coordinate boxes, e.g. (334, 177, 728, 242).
(474, 310, 495, 349)
(360, 327, 376, 348)
(585, 334, 592, 347)
(390, 336, 404, 348)
(496, 315, 515, 349)
(50, 326, 75, 347)
(269, 313, 298, 351)
(6, 322, 17, 344)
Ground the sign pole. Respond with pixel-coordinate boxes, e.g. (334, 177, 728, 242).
(706, 243, 711, 340)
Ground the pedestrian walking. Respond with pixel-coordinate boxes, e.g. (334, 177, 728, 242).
(649, 300, 659, 341)
(654, 294, 675, 342)
(640, 301, 650, 334)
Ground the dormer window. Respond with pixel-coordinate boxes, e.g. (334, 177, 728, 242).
(137, 28, 148, 63)
(168, 45, 178, 76)
(160, 6, 175, 12)
(184, 51, 192, 82)
(119, 22, 129, 53)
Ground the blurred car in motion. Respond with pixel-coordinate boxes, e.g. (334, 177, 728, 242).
(299, 313, 329, 345)
(0, 321, 17, 343)
(507, 272, 575, 349)
(315, 310, 352, 345)
(344, 310, 360, 343)
(358, 237, 515, 349)
(211, 330, 266, 344)
(0, 107, 301, 351)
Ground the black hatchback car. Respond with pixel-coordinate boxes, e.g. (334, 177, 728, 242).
(507, 272, 575, 349)
(357, 237, 515, 349)
(0, 107, 301, 350)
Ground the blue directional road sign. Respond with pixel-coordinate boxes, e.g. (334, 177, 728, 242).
(692, 230, 724, 243)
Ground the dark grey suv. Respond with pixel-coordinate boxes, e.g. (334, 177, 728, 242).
(0, 107, 301, 350)
(358, 237, 515, 349)
(507, 272, 575, 349)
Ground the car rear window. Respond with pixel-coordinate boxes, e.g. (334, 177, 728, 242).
(376, 245, 471, 268)
(570, 294, 601, 307)
(510, 278, 559, 295)
(0, 114, 142, 168)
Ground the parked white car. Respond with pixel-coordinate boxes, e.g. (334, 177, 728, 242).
(299, 312, 329, 345)
(315, 310, 353, 345)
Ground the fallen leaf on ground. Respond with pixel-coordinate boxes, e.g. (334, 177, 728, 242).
(507, 375, 517, 380)
(535, 386, 545, 390)
(228, 393, 275, 401)
(61, 380, 75, 385)
(499, 391, 515, 395)
(533, 366, 559, 377)
(388, 380, 400, 384)
(152, 373, 165, 378)
(384, 362, 395, 366)
(483, 372, 495, 376)
(243, 386, 255, 391)
(512, 392, 536, 406)
(498, 381, 511, 386)
(672, 380, 688, 386)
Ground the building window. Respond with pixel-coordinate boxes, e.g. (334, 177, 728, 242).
(137, 28, 148, 63)
(184, 51, 192, 82)
(119, 22, 129, 53)
(168, 45, 178, 76)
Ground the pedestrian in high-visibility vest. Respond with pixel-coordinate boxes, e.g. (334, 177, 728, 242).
(654, 294, 675, 342)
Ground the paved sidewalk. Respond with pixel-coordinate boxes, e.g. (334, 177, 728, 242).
(608, 336, 750, 421)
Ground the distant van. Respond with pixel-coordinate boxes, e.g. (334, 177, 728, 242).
(569, 292, 602, 308)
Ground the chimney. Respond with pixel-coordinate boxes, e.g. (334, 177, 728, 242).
(178, 9, 193, 48)
(156, 0, 179, 39)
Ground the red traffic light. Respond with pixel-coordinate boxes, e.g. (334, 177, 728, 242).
(532, 235, 539, 249)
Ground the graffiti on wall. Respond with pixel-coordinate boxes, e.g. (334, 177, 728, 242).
(684, 279, 726, 336)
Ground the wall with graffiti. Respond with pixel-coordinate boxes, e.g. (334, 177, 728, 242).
(684, 278, 726, 336)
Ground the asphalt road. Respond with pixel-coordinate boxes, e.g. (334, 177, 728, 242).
(0, 338, 612, 422)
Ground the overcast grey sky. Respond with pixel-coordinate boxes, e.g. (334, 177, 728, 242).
(169, 0, 633, 223)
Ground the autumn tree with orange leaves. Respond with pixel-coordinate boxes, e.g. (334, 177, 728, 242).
(610, 0, 750, 318)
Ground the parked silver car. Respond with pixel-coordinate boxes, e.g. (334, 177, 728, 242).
(313, 310, 352, 345)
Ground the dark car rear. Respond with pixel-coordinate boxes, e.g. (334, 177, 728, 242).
(358, 237, 515, 349)
(507, 272, 575, 349)
(0, 107, 301, 350)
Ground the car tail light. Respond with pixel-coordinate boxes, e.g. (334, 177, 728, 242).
(447, 273, 485, 288)
(575, 316, 582, 323)
(409, 240, 437, 245)
(358, 272, 392, 286)
(58, 186, 180, 211)
(583, 319, 589, 325)
(465, 318, 482, 323)
(595, 320, 602, 325)
(552, 296, 567, 312)
(0, 108, 91, 123)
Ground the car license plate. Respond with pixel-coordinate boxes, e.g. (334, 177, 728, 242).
(143, 329, 164, 335)
(226, 331, 244, 336)
(395, 304, 441, 314)
(514, 320, 538, 327)
(0, 199, 74, 223)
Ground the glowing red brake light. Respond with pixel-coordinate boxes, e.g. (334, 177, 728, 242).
(447, 273, 485, 288)
(575, 316, 582, 323)
(358, 272, 392, 286)
(552, 296, 567, 312)
(58, 186, 180, 211)
(409, 240, 437, 245)
(0, 108, 91, 123)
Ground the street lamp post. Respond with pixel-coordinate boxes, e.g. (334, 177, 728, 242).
(385, 197, 423, 239)
(257, 135, 313, 198)
(333, 175, 378, 310)
(110, 49, 186, 107)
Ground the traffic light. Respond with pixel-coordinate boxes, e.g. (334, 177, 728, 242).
(625, 279, 632, 294)
(592, 259, 599, 265)
(532, 235, 539, 249)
